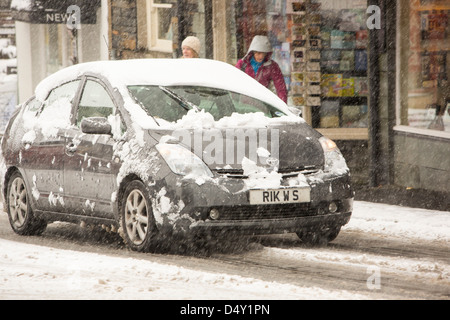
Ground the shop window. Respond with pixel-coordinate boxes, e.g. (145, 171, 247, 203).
(235, 0, 268, 56)
(398, 0, 450, 133)
(44, 24, 78, 74)
(46, 25, 60, 75)
(147, 0, 176, 52)
(261, 0, 370, 138)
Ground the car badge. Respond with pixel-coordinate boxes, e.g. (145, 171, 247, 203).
(266, 157, 279, 167)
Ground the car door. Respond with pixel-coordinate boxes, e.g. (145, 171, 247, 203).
(63, 78, 125, 219)
(19, 80, 81, 213)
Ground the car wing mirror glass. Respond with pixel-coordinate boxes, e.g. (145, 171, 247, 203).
(81, 117, 112, 135)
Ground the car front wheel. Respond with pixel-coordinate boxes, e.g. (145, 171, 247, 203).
(6, 172, 47, 236)
(120, 180, 157, 252)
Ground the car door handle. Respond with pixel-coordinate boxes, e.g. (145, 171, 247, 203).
(65, 143, 77, 156)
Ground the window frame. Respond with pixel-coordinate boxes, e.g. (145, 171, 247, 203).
(77, 78, 117, 127)
(146, 0, 174, 53)
(75, 76, 127, 136)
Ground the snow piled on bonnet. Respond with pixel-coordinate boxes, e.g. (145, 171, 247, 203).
(173, 108, 302, 130)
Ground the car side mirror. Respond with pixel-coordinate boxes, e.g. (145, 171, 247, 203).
(81, 117, 112, 135)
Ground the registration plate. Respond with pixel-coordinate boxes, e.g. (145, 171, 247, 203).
(249, 187, 311, 205)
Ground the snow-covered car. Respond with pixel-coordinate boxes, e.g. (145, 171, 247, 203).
(1, 59, 353, 251)
(0, 39, 16, 59)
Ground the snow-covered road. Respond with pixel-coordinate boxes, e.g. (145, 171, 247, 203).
(0, 201, 448, 300)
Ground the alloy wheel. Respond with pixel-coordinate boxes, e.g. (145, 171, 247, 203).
(124, 189, 149, 245)
(9, 177, 28, 229)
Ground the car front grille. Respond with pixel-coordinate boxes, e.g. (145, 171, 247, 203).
(211, 203, 317, 221)
(214, 166, 320, 179)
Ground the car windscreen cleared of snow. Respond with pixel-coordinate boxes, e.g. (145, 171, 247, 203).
(128, 85, 286, 122)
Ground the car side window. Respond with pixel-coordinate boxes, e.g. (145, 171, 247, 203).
(77, 79, 126, 137)
(44, 80, 80, 110)
(77, 80, 116, 125)
(38, 80, 81, 129)
(24, 98, 42, 114)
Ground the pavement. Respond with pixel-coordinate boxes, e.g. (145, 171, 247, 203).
(354, 185, 450, 212)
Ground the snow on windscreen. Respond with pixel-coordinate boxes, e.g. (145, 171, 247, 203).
(34, 59, 304, 130)
(173, 109, 300, 131)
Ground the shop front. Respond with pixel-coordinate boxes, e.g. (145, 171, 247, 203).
(230, 0, 371, 184)
(395, 0, 449, 192)
(229, 0, 449, 192)
(10, 0, 108, 103)
(8, 0, 449, 192)
(397, 0, 449, 132)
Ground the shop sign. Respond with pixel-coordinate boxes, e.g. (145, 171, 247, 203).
(11, 0, 101, 25)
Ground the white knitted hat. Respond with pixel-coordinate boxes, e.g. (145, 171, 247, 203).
(182, 36, 201, 55)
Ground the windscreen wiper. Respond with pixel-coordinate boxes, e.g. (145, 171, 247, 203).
(159, 86, 199, 111)
(131, 96, 160, 127)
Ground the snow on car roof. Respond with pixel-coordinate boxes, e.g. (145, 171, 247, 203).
(35, 58, 290, 113)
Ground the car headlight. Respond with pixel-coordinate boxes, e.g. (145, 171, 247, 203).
(156, 143, 213, 177)
(319, 137, 349, 173)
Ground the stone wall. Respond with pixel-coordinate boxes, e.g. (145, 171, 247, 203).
(111, 0, 137, 59)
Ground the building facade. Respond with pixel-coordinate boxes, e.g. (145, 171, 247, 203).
(394, 0, 449, 193)
(0, 0, 15, 43)
(8, 0, 450, 193)
(10, 0, 107, 103)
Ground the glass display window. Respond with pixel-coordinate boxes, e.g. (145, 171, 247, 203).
(234, 0, 370, 139)
(285, 0, 369, 137)
(398, 0, 450, 133)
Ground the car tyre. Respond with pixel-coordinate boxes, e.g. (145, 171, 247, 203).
(120, 180, 157, 252)
(6, 172, 47, 236)
(297, 226, 341, 246)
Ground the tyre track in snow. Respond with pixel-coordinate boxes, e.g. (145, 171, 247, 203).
(212, 232, 450, 299)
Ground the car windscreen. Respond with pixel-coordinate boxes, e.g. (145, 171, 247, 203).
(128, 85, 286, 122)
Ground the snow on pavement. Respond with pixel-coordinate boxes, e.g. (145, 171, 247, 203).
(0, 201, 449, 299)
(346, 201, 450, 242)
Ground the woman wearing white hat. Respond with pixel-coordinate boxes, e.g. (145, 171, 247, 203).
(182, 36, 201, 58)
